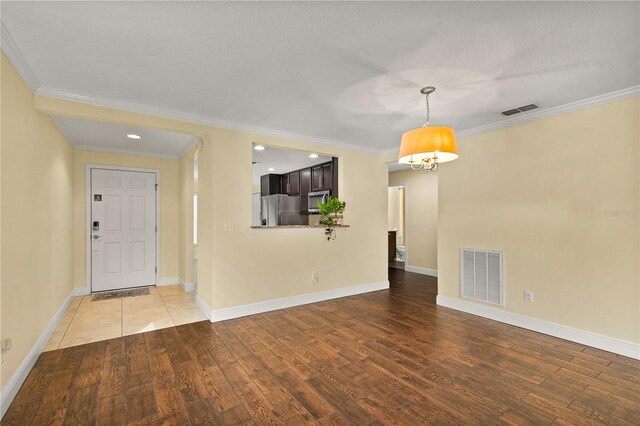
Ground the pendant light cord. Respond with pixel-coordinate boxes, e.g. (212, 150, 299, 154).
(423, 92, 430, 127)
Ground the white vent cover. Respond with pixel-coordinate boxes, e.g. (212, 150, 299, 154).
(461, 249, 503, 306)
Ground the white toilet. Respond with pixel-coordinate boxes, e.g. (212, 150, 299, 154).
(396, 245, 406, 261)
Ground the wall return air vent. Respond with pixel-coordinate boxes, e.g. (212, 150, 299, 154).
(461, 248, 503, 306)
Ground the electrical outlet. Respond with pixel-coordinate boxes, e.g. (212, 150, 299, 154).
(524, 291, 534, 302)
(223, 223, 235, 232)
(1, 338, 12, 353)
(311, 272, 319, 286)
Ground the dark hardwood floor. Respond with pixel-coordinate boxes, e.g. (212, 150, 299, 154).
(4, 269, 639, 425)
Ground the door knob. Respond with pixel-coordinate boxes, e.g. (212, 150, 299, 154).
(92, 235, 102, 240)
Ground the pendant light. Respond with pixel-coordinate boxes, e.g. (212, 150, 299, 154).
(398, 86, 458, 171)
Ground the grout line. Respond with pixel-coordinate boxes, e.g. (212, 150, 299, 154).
(158, 288, 178, 327)
(55, 296, 83, 350)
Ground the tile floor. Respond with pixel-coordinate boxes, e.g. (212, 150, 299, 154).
(43, 285, 206, 351)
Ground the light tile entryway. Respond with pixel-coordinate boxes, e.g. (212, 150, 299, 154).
(44, 285, 206, 351)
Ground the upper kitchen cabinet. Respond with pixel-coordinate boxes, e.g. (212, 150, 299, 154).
(300, 168, 311, 213)
(279, 170, 300, 195)
(288, 170, 300, 195)
(311, 160, 335, 192)
(261, 174, 281, 196)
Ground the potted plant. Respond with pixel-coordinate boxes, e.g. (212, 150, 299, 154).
(318, 196, 346, 241)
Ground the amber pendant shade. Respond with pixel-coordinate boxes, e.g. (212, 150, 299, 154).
(398, 126, 459, 165)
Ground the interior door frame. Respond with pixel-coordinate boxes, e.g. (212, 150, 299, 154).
(85, 164, 160, 294)
(388, 181, 408, 266)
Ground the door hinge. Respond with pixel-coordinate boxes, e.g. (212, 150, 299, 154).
(155, 266, 157, 273)
(155, 184, 158, 191)
(155, 225, 158, 232)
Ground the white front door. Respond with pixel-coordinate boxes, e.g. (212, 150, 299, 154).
(91, 168, 156, 292)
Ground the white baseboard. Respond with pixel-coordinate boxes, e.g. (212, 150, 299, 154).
(181, 282, 195, 292)
(178, 279, 195, 293)
(405, 265, 438, 277)
(209, 281, 389, 322)
(436, 295, 640, 360)
(73, 287, 90, 296)
(157, 277, 180, 286)
(1, 288, 74, 418)
(196, 294, 213, 322)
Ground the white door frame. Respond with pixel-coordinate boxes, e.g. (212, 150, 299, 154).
(85, 164, 160, 294)
(388, 182, 408, 266)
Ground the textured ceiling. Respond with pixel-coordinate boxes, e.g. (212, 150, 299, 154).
(2, 1, 638, 153)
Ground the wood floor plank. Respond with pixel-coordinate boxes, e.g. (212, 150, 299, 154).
(4, 268, 639, 425)
(153, 378, 191, 425)
(200, 364, 243, 413)
(95, 394, 126, 426)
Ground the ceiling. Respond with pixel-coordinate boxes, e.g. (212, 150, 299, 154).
(2, 2, 638, 154)
(252, 145, 331, 186)
(52, 116, 198, 158)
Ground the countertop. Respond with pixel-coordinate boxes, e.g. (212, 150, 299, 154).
(250, 225, 350, 229)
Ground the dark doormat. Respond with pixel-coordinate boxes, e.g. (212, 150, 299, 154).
(92, 287, 151, 301)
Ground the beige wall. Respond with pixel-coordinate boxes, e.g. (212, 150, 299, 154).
(1, 54, 73, 389)
(179, 144, 198, 285)
(34, 94, 389, 315)
(389, 169, 438, 270)
(72, 150, 180, 288)
(438, 97, 640, 344)
(205, 128, 388, 310)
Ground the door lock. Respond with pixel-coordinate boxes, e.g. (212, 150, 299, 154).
(92, 235, 102, 240)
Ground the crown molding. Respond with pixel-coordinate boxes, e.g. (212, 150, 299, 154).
(176, 135, 201, 159)
(7, 25, 637, 159)
(1, 22, 40, 92)
(456, 85, 640, 138)
(35, 86, 383, 155)
(74, 144, 179, 160)
(381, 146, 399, 157)
(380, 85, 640, 161)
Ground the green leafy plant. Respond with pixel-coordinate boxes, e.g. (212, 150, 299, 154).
(318, 196, 346, 241)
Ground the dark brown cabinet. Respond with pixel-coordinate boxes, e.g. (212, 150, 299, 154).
(288, 170, 300, 195)
(260, 158, 338, 214)
(279, 171, 300, 195)
(261, 174, 281, 196)
(311, 161, 333, 191)
(300, 168, 311, 213)
(280, 173, 289, 195)
(388, 231, 397, 263)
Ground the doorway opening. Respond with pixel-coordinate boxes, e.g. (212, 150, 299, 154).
(388, 184, 406, 270)
(193, 155, 198, 291)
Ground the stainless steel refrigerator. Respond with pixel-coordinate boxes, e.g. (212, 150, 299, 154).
(260, 194, 305, 226)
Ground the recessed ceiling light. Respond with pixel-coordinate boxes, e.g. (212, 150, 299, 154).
(267, 167, 275, 172)
(309, 153, 319, 158)
(126, 134, 142, 140)
(254, 145, 265, 151)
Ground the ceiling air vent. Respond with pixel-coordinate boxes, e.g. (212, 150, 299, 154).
(501, 104, 538, 116)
